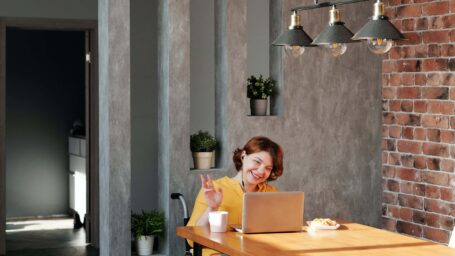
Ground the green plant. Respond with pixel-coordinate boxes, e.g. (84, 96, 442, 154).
(131, 210, 165, 239)
(247, 75, 275, 100)
(190, 130, 217, 152)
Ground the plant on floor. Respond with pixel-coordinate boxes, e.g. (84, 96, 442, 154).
(247, 75, 275, 116)
(131, 210, 165, 255)
(190, 130, 217, 169)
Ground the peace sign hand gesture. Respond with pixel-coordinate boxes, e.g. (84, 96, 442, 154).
(200, 175, 223, 211)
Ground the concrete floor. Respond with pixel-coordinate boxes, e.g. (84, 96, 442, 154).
(6, 219, 98, 256)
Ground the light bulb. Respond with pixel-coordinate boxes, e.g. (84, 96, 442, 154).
(367, 38, 393, 54)
(324, 43, 347, 57)
(285, 45, 305, 57)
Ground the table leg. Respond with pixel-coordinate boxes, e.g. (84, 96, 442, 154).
(193, 242, 203, 256)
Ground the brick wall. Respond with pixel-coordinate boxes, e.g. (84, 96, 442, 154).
(382, 0, 455, 243)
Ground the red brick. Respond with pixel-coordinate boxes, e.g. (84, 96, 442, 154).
(429, 16, 446, 30)
(383, 217, 397, 232)
(414, 101, 427, 113)
(383, 61, 397, 73)
(412, 209, 426, 224)
(451, 117, 455, 129)
(423, 227, 449, 243)
(428, 101, 442, 114)
(383, 112, 395, 124)
(451, 30, 455, 42)
(402, 19, 416, 31)
(401, 101, 414, 112)
(425, 198, 452, 214)
(384, 191, 398, 204)
(451, 88, 455, 100)
(387, 179, 400, 192)
(402, 46, 417, 58)
(399, 194, 424, 209)
(414, 156, 427, 169)
(402, 127, 414, 139)
(400, 207, 413, 221)
(427, 129, 441, 142)
(441, 44, 455, 57)
(397, 5, 422, 17)
(387, 205, 401, 218)
(443, 15, 455, 29)
(383, 87, 396, 99)
(389, 126, 401, 138)
(440, 215, 454, 231)
(396, 221, 422, 237)
(426, 73, 444, 86)
(423, 87, 449, 99)
(425, 212, 440, 227)
(390, 74, 401, 86)
(414, 128, 426, 140)
(422, 171, 450, 186)
(389, 100, 401, 111)
(423, 31, 450, 44)
(401, 73, 414, 85)
(440, 187, 454, 201)
(425, 185, 441, 199)
(441, 159, 455, 172)
(452, 145, 455, 158)
(427, 158, 441, 170)
(423, 1, 449, 15)
(397, 167, 421, 182)
(383, 152, 389, 164)
(422, 115, 449, 129)
(423, 142, 449, 157)
(389, 47, 401, 59)
(398, 60, 421, 72)
(383, 166, 396, 178)
(389, 152, 401, 165)
(428, 44, 440, 57)
(441, 130, 455, 143)
(416, 17, 428, 30)
(400, 181, 414, 194)
(398, 141, 422, 154)
(451, 0, 455, 12)
(401, 154, 414, 167)
(449, 59, 455, 71)
(422, 59, 448, 71)
(441, 102, 455, 114)
(396, 113, 421, 126)
(415, 74, 427, 85)
(445, 74, 455, 85)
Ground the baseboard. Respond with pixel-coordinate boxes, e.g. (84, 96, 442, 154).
(6, 214, 70, 222)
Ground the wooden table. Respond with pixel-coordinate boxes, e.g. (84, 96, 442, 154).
(176, 222, 455, 256)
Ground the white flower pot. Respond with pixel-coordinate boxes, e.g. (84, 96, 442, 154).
(136, 235, 154, 255)
(192, 152, 213, 169)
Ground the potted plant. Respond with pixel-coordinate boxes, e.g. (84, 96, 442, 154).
(190, 130, 217, 169)
(131, 210, 165, 256)
(247, 75, 275, 116)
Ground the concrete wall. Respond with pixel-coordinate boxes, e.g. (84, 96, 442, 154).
(160, 0, 383, 255)
(0, 0, 159, 213)
(6, 29, 85, 217)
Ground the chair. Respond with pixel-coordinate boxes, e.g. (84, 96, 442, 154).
(171, 193, 192, 256)
(449, 227, 455, 248)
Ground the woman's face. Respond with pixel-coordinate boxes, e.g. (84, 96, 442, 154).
(241, 151, 273, 185)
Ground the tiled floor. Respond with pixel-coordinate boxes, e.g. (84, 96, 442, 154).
(6, 219, 98, 256)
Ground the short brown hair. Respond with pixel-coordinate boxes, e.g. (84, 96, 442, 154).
(232, 136, 283, 181)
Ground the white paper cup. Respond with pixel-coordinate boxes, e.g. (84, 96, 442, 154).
(208, 211, 228, 233)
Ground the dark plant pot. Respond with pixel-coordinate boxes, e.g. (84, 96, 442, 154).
(250, 99, 268, 116)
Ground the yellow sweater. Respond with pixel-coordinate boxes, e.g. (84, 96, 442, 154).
(187, 176, 277, 256)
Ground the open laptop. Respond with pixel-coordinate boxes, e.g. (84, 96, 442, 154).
(233, 191, 304, 234)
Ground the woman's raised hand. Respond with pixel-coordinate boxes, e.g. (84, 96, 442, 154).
(200, 174, 223, 211)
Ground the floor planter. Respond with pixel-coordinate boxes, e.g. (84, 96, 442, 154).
(192, 152, 213, 169)
(250, 99, 268, 116)
(136, 235, 154, 255)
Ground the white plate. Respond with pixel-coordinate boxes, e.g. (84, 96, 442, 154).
(307, 221, 340, 230)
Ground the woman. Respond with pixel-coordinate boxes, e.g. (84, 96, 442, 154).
(187, 136, 283, 255)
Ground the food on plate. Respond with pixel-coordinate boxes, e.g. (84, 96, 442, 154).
(311, 218, 337, 226)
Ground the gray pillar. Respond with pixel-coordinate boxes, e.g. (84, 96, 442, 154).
(158, 0, 191, 255)
(0, 21, 5, 256)
(98, 1, 131, 255)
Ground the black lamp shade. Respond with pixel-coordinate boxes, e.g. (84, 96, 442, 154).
(352, 16, 405, 40)
(272, 27, 314, 47)
(312, 22, 356, 45)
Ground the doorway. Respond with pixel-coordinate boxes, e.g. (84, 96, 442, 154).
(0, 18, 98, 255)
